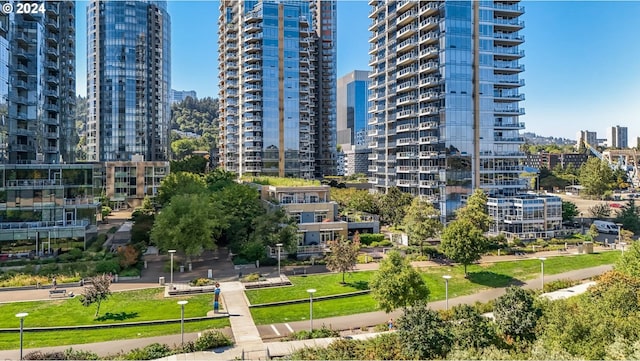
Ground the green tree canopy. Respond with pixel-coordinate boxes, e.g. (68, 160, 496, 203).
(397, 301, 452, 360)
(325, 236, 360, 284)
(150, 193, 226, 261)
(562, 201, 580, 222)
(440, 218, 487, 276)
(455, 189, 492, 232)
(450, 304, 497, 350)
(615, 240, 640, 278)
(211, 183, 264, 249)
(377, 187, 413, 226)
(402, 197, 442, 255)
(156, 172, 207, 206)
(579, 158, 614, 198)
(493, 286, 541, 341)
(370, 251, 430, 312)
(170, 156, 209, 174)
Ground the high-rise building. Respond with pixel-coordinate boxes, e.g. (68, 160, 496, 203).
(170, 89, 197, 104)
(337, 70, 371, 149)
(576, 130, 597, 149)
(87, 0, 171, 162)
(608, 125, 628, 148)
(368, 0, 526, 216)
(218, 0, 337, 179)
(0, 2, 77, 164)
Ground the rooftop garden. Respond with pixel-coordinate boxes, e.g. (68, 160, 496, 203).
(243, 176, 321, 187)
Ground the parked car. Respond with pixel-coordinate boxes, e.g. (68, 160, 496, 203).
(593, 220, 619, 234)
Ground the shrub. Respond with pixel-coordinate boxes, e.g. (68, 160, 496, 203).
(287, 325, 340, 340)
(64, 348, 100, 360)
(23, 351, 66, 360)
(124, 343, 172, 360)
(359, 233, 385, 246)
(190, 278, 216, 286)
(258, 257, 278, 267)
(96, 260, 121, 274)
(194, 330, 233, 350)
(242, 272, 260, 282)
(370, 240, 392, 247)
(543, 279, 579, 293)
(119, 268, 141, 277)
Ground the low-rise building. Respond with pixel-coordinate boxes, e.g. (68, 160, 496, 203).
(0, 164, 102, 248)
(102, 160, 169, 209)
(252, 180, 379, 258)
(487, 193, 562, 240)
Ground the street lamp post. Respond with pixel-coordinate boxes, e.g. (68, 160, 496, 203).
(539, 257, 547, 290)
(621, 242, 627, 255)
(307, 289, 316, 332)
(442, 275, 452, 310)
(580, 212, 584, 234)
(168, 250, 176, 286)
(177, 301, 188, 347)
(616, 223, 623, 246)
(276, 243, 283, 276)
(16, 312, 28, 361)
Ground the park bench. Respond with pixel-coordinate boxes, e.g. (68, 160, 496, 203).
(49, 289, 67, 298)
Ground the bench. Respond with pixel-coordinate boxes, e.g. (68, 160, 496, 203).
(49, 289, 67, 298)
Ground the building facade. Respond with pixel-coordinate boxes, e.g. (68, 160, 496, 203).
(576, 130, 597, 149)
(337, 71, 370, 151)
(0, 2, 77, 165)
(524, 152, 588, 171)
(86, 0, 171, 162)
(608, 125, 628, 149)
(170, 89, 197, 104)
(0, 164, 102, 246)
(218, 0, 337, 179)
(368, 0, 526, 217)
(487, 194, 562, 240)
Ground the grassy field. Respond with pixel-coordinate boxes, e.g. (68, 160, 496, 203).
(249, 251, 620, 324)
(0, 288, 217, 328)
(0, 318, 230, 350)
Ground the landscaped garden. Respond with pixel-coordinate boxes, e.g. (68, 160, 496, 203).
(0, 288, 230, 350)
(248, 251, 619, 324)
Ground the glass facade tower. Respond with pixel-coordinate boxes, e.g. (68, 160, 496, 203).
(87, 0, 171, 162)
(337, 70, 371, 148)
(218, 0, 337, 178)
(368, 0, 526, 217)
(0, 2, 76, 164)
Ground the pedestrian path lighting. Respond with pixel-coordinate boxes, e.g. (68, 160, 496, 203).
(539, 257, 547, 290)
(169, 249, 176, 286)
(177, 300, 188, 346)
(276, 243, 283, 276)
(16, 312, 28, 361)
(307, 288, 316, 333)
(617, 223, 623, 245)
(442, 275, 452, 310)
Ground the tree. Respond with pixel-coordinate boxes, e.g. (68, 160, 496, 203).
(244, 208, 298, 259)
(589, 203, 611, 219)
(579, 158, 614, 199)
(117, 245, 140, 269)
(170, 155, 208, 174)
(450, 304, 497, 350)
(325, 236, 360, 284)
(615, 198, 640, 234)
(150, 194, 226, 261)
(455, 189, 492, 232)
(156, 172, 207, 206)
(403, 197, 442, 255)
(562, 201, 580, 222)
(370, 251, 430, 312)
(587, 223, 599, 241)
(171, 138, 205, 160)
(377, 187, 413, 226)
(493, 286, 541, 341)
(616, 241, 640, 278)
(79, 274, 112, 318)
(211, 183, 265, 249)
(440, 218, 487, 276)
(204, 168, 237, 192)
(396, 301, 452, 360)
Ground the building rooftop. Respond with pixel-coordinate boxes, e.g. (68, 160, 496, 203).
(243, 176, 321, 187)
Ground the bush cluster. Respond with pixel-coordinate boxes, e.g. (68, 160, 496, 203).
(358, 233, 385, 246)
(287, 325, 340, 340)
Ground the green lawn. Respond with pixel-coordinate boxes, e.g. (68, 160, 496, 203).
(0, 288, 216, 328)
(0, 318, 230, 350)
(249, 251, 620, 324)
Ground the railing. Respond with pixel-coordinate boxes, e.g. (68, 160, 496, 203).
(0, 220, 90, 230)
(7, 179, 61, 187)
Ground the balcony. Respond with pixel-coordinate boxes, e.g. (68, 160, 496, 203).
(397, 37, 417, 52)
(396, 109, 416, 119)
(368, 129, 379, 137)
(397, 137, 417, 145)
(494, 18, 525, 30)
(396, 51, 417, 67)
(494, 136, 525, 143)
(420, 180, 439, 188)
(419, 31, 439, 44)
(494, 107, 525, 115)
(419, 2, 441, 16)
(419, 121, 438, 130)
(494, 32, 524, 45)
(396, 10, 417, 27)
(368, 141, 379, 149)
(419, 151, 439, 159)
(494, 121, 525, 129)
(494, 47, 524, 59)
(419, 136, 439, 144)
(397, 152, 417, 159)
(244, 23, 262, 33)
(494, 93, 525, 101)
(491, 3, 525, 16)
(396, 95, 416, 106)
(420, 92, 440, 101)
(396, 0, 415, 13)
(397, 24, 417, 40)
(419, 16, 439, 31)
(494, 77, 525, 87)
(396, 123, 417, 132)
(494, 62, 524, 73)
(368, 153, 379, 161)
(419, 106, 440, 115)
(398, 166, 418, 173)
(420, 166, 439, 173)
(397, 179, 418, 187)
(419, 46, 438, 59)
(397, 81, 417, 92)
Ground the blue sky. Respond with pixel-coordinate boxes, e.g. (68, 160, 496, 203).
(74, 1, 640, 143)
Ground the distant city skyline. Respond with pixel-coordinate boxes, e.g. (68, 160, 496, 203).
(74, 1, 640, 142)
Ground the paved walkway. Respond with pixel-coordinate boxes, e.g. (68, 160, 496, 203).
(0, 247, 619, 360)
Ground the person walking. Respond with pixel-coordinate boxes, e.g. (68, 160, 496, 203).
(388, 317, 393, 331)
(52, 277, 57, 290)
